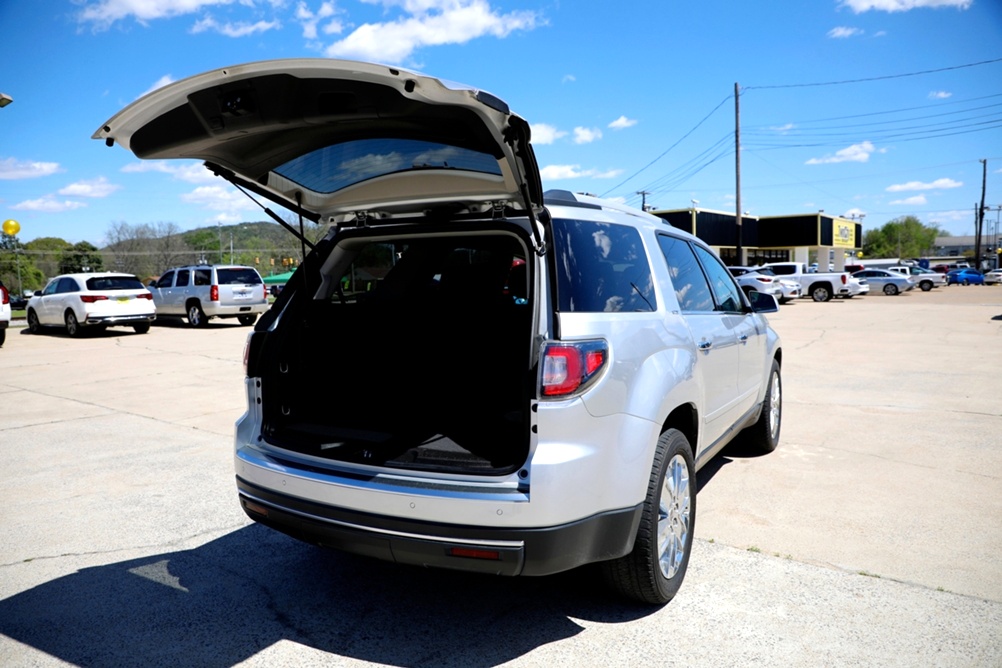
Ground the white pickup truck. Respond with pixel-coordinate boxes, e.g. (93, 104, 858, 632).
(887, 265, 945, 292)
(762, 262, 851, 302)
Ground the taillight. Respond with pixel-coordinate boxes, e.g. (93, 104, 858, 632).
(0, 285, 7, 305)
(841, 274, 847, 284)
(262, 285, 267, 300)
(79, 294, 109, 303)
(540, 340, 608, 397)
(137, 292, 153, 300)
(210, 285, 219, 302)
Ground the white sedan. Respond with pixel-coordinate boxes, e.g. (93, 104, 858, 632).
(26, 272, 156, 337)
(985, 268, 1002, 285)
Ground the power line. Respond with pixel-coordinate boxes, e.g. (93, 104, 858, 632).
(600, 94, 731, 198)
(744, 57, 1002, 90)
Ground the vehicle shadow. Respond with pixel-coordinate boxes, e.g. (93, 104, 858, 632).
(152, 317, 253, 330)
(0, 525, 656, 667)
(696, 441, 773, 494)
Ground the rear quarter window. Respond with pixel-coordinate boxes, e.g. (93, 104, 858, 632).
(551, 218, 656, 313)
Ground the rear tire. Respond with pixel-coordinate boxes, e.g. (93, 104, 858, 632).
(602, 429, 695, 605)
(133, 322, 150, 334)
(187, 302, 206, 328)
(883, 284, 898, 296)
(920, 281, 932, 292)
(65, 311, 83, 338)
(0, 329, 5, 346)
(740, 359, 782, 454)
(810, 284, 831, 302)
(238, 314, 257, 326)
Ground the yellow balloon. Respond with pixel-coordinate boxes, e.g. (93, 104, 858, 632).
(2, 219, 19, 236)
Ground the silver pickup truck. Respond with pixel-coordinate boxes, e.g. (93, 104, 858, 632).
(148, 264, 269, 327)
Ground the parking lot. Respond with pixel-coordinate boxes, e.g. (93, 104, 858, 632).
(1, 286, 1001, 667)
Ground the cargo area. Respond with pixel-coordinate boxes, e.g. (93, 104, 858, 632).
(254, 231, 535, 475)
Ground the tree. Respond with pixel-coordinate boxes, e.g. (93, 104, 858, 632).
(24, 236, 72, 280)
(59, 241, 105, 274)
(861, 216, 941, 259)
(1, 233, 45, 294)
(104, 221, 192, 279)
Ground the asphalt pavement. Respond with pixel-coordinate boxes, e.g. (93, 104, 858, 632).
(1, 287, 1000, 667)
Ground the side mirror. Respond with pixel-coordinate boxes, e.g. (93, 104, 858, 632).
(748, 290, 779, 313)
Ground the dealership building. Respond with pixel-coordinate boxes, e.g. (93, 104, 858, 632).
(652, 207, 863, 268)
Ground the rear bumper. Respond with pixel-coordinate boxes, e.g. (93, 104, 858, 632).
(84, 313, 156, 325)
(204, 302, 269, 318)
(236, 476, 643, 576)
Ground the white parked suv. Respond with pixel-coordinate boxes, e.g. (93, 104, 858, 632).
(149, 264, 268, 327)
(0, 278, 10, 347)
(26, 272, 156, 337)
(97, 59, 783, 605)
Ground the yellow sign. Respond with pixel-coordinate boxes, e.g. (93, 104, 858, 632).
(833, 219, 856, 248)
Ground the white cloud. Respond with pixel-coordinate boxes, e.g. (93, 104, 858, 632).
(608, 116, 637, 130)
(58, 176, 121, 198)
(324, 0, 541, 64)
(805, 141, 876, 165)
(530, 123, 567, 145)
(180, 185, 257, 212)
(0, 157, 62, 180)
(828, 26, 863, 38)
(297, 1, 341, 40)
(561, 74, 576, 84)
(771, 123, 795, 134)
(138, 75, 176, 99)
(77, 0, 237, 29)
(843, 207, 867, 219)
(840, 0, 971, 13)
(886, 178, 962, 192)
(12, 196, 87, 213)
(539, 164, 621, 180)
(928, 90, 952, 99)
(191, 15, 281, 37)
(122, 160, 217, 183)
(890, 195, 927, 205)
(573, 127, 602, 144)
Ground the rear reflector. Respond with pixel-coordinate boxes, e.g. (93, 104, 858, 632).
(243, 499, 269, 517)
(448, 547, 501, 561)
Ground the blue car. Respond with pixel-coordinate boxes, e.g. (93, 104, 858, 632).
(946, 268, 985, 285)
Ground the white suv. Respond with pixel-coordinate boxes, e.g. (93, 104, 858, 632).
(149, 264, 268, 327)
(0, 279, 10, 347)
(98, 59, 783, 605)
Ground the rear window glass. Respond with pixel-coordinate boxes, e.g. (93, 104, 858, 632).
(334, 236, 526, 306)
(275, 138, 502, 194)
(85, 276, 144, 291)
(217, 268, 262, 285)
(551, 218, 656, 313)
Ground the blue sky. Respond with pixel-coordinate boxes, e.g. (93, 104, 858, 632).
(1, 0, 1001, 245)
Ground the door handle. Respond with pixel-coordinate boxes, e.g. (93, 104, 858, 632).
(698, 340, 712, 350)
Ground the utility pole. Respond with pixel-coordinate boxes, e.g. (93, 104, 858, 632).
(977, 159, 987, 270)
(636, 191, 651, 211)
(734, 82, 743, 265)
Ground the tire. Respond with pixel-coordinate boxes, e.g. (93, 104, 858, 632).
(920, 281, 932, 292)
(740, 359, 782, 454)
(238, 314, 257, 326)
(187, 302, 207, 328)
(602, 429, 696, 605)
(27, 309, 41, 334)
(0, 328, 5, 346)
(65, 310, 83, 338)
(883, 284, 898, 296)
(962, 279, 969, 286)
(133, 322, 151, 334)
(810, 284, 831, 302)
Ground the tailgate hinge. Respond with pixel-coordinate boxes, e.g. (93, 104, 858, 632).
(491, 201, 507, 220)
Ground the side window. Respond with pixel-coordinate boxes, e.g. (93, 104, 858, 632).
(550, 218, 656, 313)
(193, 269, 212, 286)
(175, 270, 190, 287)
(42, 280, 59, 296)
(656, 235, 714, 312)
(693, 245, 743, 313)
(57, 278, 80, 294)
(156, 271, 174, 289)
